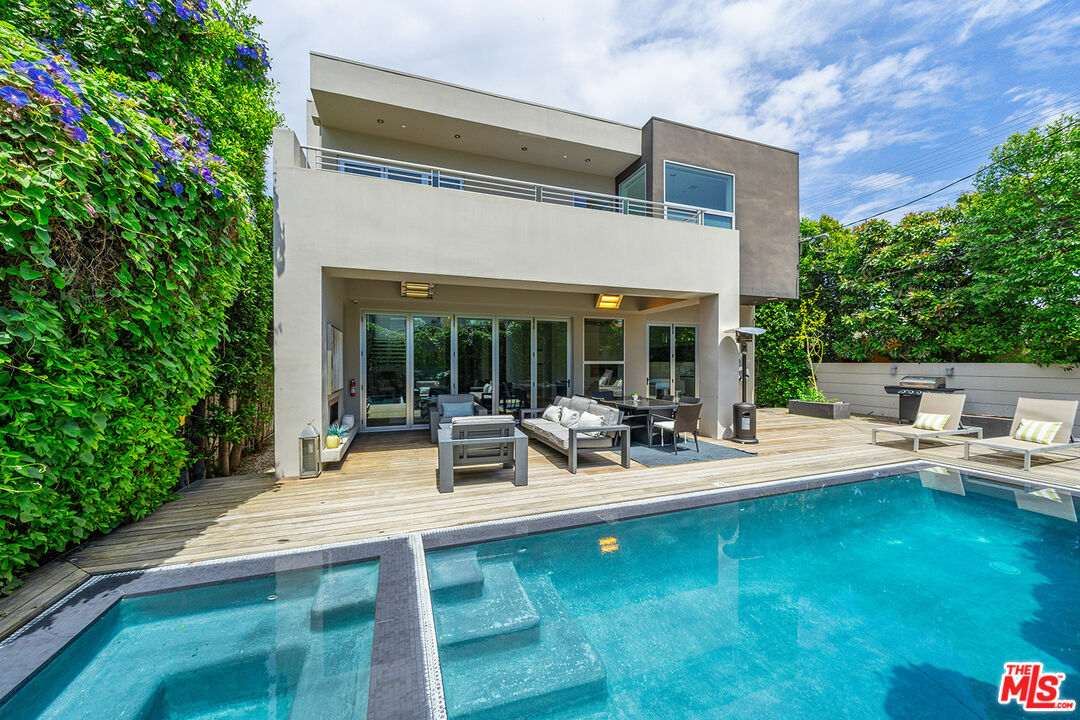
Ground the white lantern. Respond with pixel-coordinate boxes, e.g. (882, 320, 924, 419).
(299, 423, 322, 478)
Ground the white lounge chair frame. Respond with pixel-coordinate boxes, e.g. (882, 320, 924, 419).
(962, 397, 1080, 471)
(871, 393, 982, 450)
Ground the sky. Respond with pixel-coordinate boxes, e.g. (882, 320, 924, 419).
(250, 0, 1080, 225)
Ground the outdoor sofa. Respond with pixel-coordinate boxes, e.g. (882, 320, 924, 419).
(519, 395, 630, 474)
(961, 397, 1080, 471)
(870, 393, 982, 451)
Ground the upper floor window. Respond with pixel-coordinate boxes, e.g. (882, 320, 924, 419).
(663, 161, 735, 229)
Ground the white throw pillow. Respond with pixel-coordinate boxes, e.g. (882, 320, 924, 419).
(559, 408, 581, 428)
(576, 411, 605, 438)
(541, 405, 562, 423)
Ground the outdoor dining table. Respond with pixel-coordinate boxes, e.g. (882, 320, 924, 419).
(613, 398, 678, 444)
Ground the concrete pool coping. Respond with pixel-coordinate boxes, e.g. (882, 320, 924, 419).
(1, 459, 1076, 719)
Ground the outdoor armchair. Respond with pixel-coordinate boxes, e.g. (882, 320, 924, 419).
(429, 393, 487, 443)
(648, 401, 702, 453)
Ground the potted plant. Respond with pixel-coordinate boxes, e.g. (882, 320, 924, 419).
(786, 292, 851, 420)
(326, 423, 349, 449)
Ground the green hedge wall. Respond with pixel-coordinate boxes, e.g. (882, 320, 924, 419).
(0, 18, 254, 592)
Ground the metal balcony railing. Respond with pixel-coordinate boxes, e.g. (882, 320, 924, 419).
(302, 146, 715, 225)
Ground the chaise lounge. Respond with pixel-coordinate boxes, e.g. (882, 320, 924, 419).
(870, 393, 982, 451)
(519, 395, 630, 473)
(961, 397, 1080, 471)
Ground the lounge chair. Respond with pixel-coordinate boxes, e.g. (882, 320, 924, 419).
(871, 393, 982, 450)
(962, 397, 1080, 471)
(429, 393, 487, 443)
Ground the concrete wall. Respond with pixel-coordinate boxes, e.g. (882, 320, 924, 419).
(273, 128, 742, 476)
(815, 362, 1080, 437)
(642, 119, 799, 304)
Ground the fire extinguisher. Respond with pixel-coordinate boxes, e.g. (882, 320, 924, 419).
(349, 379, 356, 397)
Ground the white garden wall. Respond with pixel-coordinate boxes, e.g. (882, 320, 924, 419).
(814, 362, 1080, 438)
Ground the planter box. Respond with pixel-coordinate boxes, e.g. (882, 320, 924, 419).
(788, 399, 851, 420)
(960, 413, 1012, 438)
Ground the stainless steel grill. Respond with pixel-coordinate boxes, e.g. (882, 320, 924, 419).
(883, 375, 962, 423)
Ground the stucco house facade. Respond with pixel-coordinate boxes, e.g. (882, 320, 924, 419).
(272, 53, 799, 478)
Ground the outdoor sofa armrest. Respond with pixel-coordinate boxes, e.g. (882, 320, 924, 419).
(569, 424, 630, 434)
(518, 406, 545, 422)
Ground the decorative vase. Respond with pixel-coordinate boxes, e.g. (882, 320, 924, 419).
(326, 435, 341, 449)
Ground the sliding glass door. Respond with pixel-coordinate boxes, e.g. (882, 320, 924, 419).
(498, 319, 532, 414)
(457, 318, 493, 414)
(362, 314, 569, 430)
(536, 319, 569, 407)
(365, 315, 408, 427)
(412, 316, 451, 425)
(647, 323, 697, 399)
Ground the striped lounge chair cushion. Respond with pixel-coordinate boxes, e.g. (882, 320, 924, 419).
(913, 412, 949, 431)
(1013, 418, 1062, 445)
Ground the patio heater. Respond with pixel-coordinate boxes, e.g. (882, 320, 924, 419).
(730, 327, 766, 444)
(299, 423, 322, 478)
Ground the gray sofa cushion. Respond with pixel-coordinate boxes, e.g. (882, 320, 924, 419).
(567, 396, 592, 414)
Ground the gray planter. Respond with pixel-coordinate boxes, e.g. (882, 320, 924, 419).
(960, 413, 1012, 438)
(788, 399, 851, 419)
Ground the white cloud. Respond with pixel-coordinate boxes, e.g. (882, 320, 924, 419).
(249, 0, 1063, 221)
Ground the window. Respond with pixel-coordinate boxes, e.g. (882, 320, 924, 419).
(618, 165, 647, 216)
(663, 161, 735, 228)
(584, 318, 624, 396)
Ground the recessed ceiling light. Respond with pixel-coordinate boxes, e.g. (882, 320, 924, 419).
(376, 118, 384, 124)
(585, 158, 591, 162)
(521, 146, 527, 151)
(562, 154, 568, 159)
(400, 124, 406, 128)
(454, 134, 461, 138)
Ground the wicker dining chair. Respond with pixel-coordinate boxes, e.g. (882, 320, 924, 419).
(649, 401, 702, 454)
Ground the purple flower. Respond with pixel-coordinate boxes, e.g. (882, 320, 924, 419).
(144, 10, 157, 22)
(106, 117, 127, 135)
(34, 80, 61, 101)
(175, 1, 194, 20)
(171, 182, 184, 195)
(11, 60, 34, 73)
(0, 86, 30, 106)
(146, 71, 161, 81)
(110, 90, 129, 100)
(69, 126, 88, 143)
(60, 102, 84, 124)
(212, 188, 223, 199)
(148, 1, 162, 13)
(75, 2, 91, 12)
(124, 0, 137, 6)
(27, 67, 51, 84)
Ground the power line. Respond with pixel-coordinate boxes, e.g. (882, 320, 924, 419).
(801, 90, 1080, 207)
(837, 115, 1078, 228)
(839, 172, 977, 226)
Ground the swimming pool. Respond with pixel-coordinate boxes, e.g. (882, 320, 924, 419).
(2, 463, 1077, 719)
(426, 467, 1080, 719)
(0, 559, 379, 720)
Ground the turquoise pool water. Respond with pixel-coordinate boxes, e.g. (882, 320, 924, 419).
(427, 471, 1080, 719)
(1, 560, 378, 720)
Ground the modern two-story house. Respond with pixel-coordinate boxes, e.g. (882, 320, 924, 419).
(272, 53, 799, 478)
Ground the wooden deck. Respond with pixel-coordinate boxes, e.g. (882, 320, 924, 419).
(3, 408, 1079, 639)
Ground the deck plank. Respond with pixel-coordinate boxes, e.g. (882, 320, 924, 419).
(4, 409, 1080, 638)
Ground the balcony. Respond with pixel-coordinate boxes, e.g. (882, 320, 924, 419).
(303, 146, 726, 226)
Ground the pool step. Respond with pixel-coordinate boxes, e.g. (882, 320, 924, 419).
(309, 563, 379, 630)
(434, 560, 539, 649)
(427, 548, 485, 601)
(441, 575, 607, 720)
